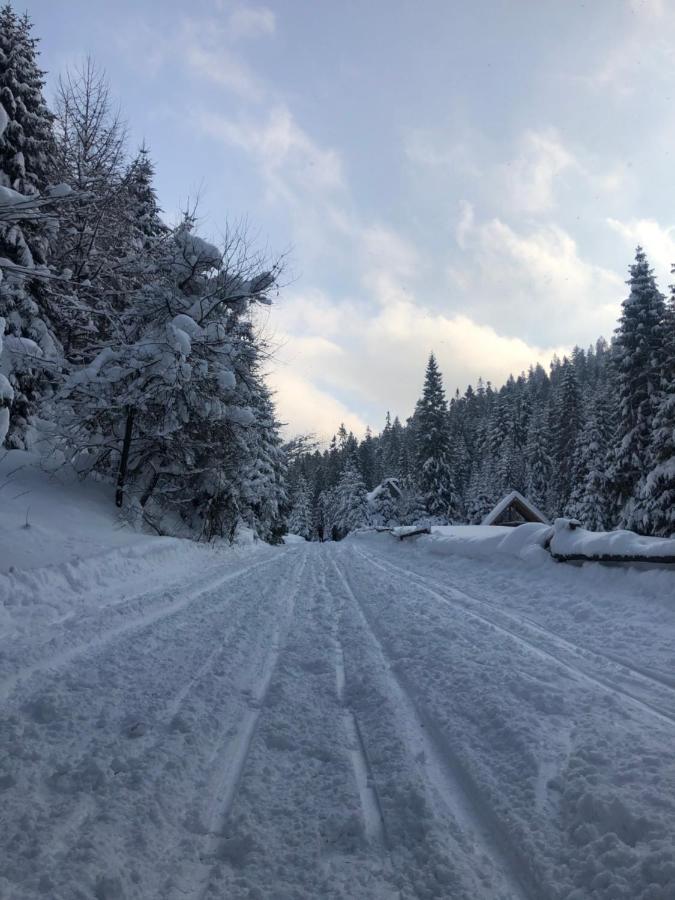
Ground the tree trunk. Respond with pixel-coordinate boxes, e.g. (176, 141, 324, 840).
(115, 407, 135, 508)
(140, 469, 159, 509)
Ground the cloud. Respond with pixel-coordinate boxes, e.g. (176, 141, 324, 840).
(628, 0, 666, 19)
(607, 217, 675, 284)
(228, 5, 276, 39)
(113, 14, 267, 99)
(452, 210, 623, 343)
(501, 129, 577, 214)
(268, 366, 368, 439)
(198, 106, 344, 201)
(268, 276, 570, 439)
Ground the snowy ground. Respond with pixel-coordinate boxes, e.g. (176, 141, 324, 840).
(1, 500, 675, 898)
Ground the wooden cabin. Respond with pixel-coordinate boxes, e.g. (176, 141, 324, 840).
(482, 490, 549, 527)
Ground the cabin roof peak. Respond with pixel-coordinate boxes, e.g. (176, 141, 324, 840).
(481, 490, 549, 527)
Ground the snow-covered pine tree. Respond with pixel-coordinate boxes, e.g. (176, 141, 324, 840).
(415, 353, 461, 522)
(632, 283, 675, 536)
(358, 425, 378, 489)
(565, 387, 614, 531)
(607, 247, 667, 528)
(239, 378, 288, 543)
(524, 404, 552, 515)
(370, 482, 399, 527)
(317, 486, 338, 541)
(550, 358, 582, 514)
(397, 475, 427, 525)
(287, 474, 312, 539)
(465, 463, 494, 524)
(0, 6, 60, 447)
(61, 216, 284, 540)
(333, 458, 370, 538)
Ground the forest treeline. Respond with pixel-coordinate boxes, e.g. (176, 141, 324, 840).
(288, 247, 674, 541)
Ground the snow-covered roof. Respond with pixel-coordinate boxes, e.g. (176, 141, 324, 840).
(366, 477, 402, 503)
(481, 490, 549, 527)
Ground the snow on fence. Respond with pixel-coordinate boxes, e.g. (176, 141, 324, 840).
(547, 519, 675, 564)
(362, 519, 675, 567)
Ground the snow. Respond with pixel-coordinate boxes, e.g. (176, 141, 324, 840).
(217, 368, 236, 391)
(481, 489, 549, 526)
(427, 522, 552, 563)
(0, 407, 9, 446)
(46, 182, 73, 198)
(2, 333, 43, 360)
(550, 517, 675, 560)
(0, 101, 8, 138)
(0, 185, 26, 207)
(1, 462, 674, 899)
(366, 477, 401, 503)
(282, 532, 307, 544)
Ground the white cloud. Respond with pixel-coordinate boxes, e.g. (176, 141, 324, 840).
(452, 213, 623, 343)
(501, 129, 577, 214)
(198, 106, 344, 201)
(114, 15, 267, 99)
(628, 0, 666, 19)
(228, 6, 276, 39)
(607, 216, 675, 284)
(269, 280, 570, 438)
(180, 18, 264, 99)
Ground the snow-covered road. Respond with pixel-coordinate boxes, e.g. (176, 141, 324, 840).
(1, 536, 674, 900)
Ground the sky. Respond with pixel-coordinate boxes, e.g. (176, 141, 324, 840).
(23, 0, 675, 438)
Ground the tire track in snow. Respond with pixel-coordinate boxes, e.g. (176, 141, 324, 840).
(0, 552, 283, 703)
(377, 548, 675, 698)
(322, 554, 388, 852)
(186, 549, 310, 900)
(355, 545, 675, 730)
(29, 554, 304, 875)
(330, 552, 538, 900)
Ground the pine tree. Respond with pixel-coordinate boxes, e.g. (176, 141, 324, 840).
(525, 404, 552, 515)
(0, 5, 59, 447)
(632, 285, 675, 536)
(415, 353, 460, 521)
(333, 459, 370, 538)
(566, 388, 614, 530)
(370, 482, 399, 527)
(358, 425, 377, 489)
(287, 474, 312, 539)
(608, 247, 667, 528)
(239, 380, 288, 543)
(551, 358, 582, 513)
(397, 475, 427, 525)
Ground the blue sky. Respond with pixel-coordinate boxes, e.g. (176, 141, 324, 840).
(24, 0, 675, 436)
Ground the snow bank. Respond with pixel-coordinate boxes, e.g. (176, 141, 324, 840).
(0, 451, 273, 633)
(550, 518, 675, 561)
(426, 523, 552, 564)
(282, 533, 306, 544)
(356, 519, 675, 569)
(0, 537, 221, 632)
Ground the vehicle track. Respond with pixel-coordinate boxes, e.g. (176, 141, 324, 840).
(322, 554, 388, 852)
(382, 548, 675, 695)
(186, 549, 310, 900)
(28, 552, 305, 874)
(0, 552, 283, 703)
(330, 553, 539, 900)
(354, 545, 675, 730)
